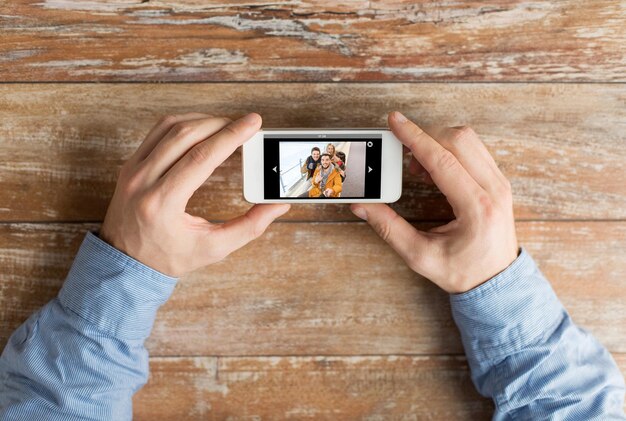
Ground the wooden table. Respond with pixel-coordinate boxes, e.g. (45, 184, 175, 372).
(1, 1, 624, 419)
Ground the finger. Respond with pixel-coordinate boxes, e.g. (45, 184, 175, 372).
(388, 111, 484, 215)
(128, 113, 213, 165)
(351, 203, 430, 273)
(208, 204, 290, 259)
(159, 113, 262, 205)
(405, 127, 440, 184)
(140, 116, 232, 185)
(424, 125, 508, 195)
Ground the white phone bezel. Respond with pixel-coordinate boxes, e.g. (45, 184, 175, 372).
(242, 129, 403, 204)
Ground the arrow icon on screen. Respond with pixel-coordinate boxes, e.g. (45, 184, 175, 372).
(368, 166, 373, 173)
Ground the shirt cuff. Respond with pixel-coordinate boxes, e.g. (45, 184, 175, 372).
(58, 231, 178, 340)
(449, 247, 566, 365)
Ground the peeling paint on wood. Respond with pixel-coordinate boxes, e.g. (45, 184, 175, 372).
(1, 1, 624, 81)
(1, 1, 625, 416)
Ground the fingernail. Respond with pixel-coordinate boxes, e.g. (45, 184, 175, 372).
(351, 206, 368, 221)
(242, 113, 261, 125)
(392, 111, 408, 123)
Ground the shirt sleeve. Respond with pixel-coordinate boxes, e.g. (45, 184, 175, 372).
(0, 231, 178, 421)
(450, 247, 626, 419)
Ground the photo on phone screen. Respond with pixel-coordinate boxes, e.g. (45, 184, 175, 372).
(263, 134, 382, 200)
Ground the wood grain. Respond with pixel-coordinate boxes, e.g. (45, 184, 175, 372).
(133, 355, 494, 420)
(1, 221, 624, 356)
(2, 0, 624, 417)
(1, 1, 625, 82)
(1, 83, 624, 222)
(133, 354, 626, 419)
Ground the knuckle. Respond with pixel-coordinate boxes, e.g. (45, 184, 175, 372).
(377, 223, 392, 243)
(221, 123, 239, 137)
(158, 114, 178, 127)
(376, 211, 398, 243)
(476, 193, 494, 219)
(136, 193, 160, 221)
(171, 121, 195, 139)
(451, 126, 476, 143)
(122, 169, 144, 196)
(188, 144, 212, 166)
(407, 122, 426, 140)
(433, 149, 459, 173)
(213, 117, 232, 130)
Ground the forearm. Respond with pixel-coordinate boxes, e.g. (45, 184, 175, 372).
(0, 231, 178, 420)
(450, 248, 625, 419)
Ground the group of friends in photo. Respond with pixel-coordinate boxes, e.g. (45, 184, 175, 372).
(300, 143, 347, 198)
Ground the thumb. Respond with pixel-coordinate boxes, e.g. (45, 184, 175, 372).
(207, 203, 290, 259)
(350, 203, 429, 271)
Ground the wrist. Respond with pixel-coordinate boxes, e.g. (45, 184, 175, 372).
(58, 231, 178, 340)
(461, 245, 520, 293)
(449, 247, 565, 363)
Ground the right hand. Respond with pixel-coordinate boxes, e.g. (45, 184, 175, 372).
(351, 112, 518, 294)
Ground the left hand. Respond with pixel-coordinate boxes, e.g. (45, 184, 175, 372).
(324, 188, 334, 197)
(100, 112, 290, 277)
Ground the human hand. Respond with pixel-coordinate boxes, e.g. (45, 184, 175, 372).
(314, 173, 322, 183)
(324, 188, 334, 197)
(100, 112, 289, 277)
(350, 112, 518, 294)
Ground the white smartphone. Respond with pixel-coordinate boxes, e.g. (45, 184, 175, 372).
(242, 129, 403, 203)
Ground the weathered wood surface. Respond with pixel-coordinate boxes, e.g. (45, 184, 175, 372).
(2, 0, 624, 417)
(1, 1, 625, 82)
(134, 354, 626, 419)
(1, 83, 624, 222)
(1, 221, 624, 356)
(133, 355, 494, 420)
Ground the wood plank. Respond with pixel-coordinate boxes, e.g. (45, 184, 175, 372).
(134, 354, 626, 419)
(1, 221, 624, 355)
(1, 83, 624, 222)
(133, 355, 494, 420)
(1, 1, 625, 82)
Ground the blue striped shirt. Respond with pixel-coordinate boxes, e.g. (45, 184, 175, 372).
(1, 231, 625, 419)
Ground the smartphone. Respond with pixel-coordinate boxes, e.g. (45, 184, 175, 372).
(242, 129, 403, 203)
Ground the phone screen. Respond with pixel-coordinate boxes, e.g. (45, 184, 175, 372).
(263, 134, 382, 199)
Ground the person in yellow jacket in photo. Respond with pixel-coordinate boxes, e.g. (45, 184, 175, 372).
(309, 153, 342, 198)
